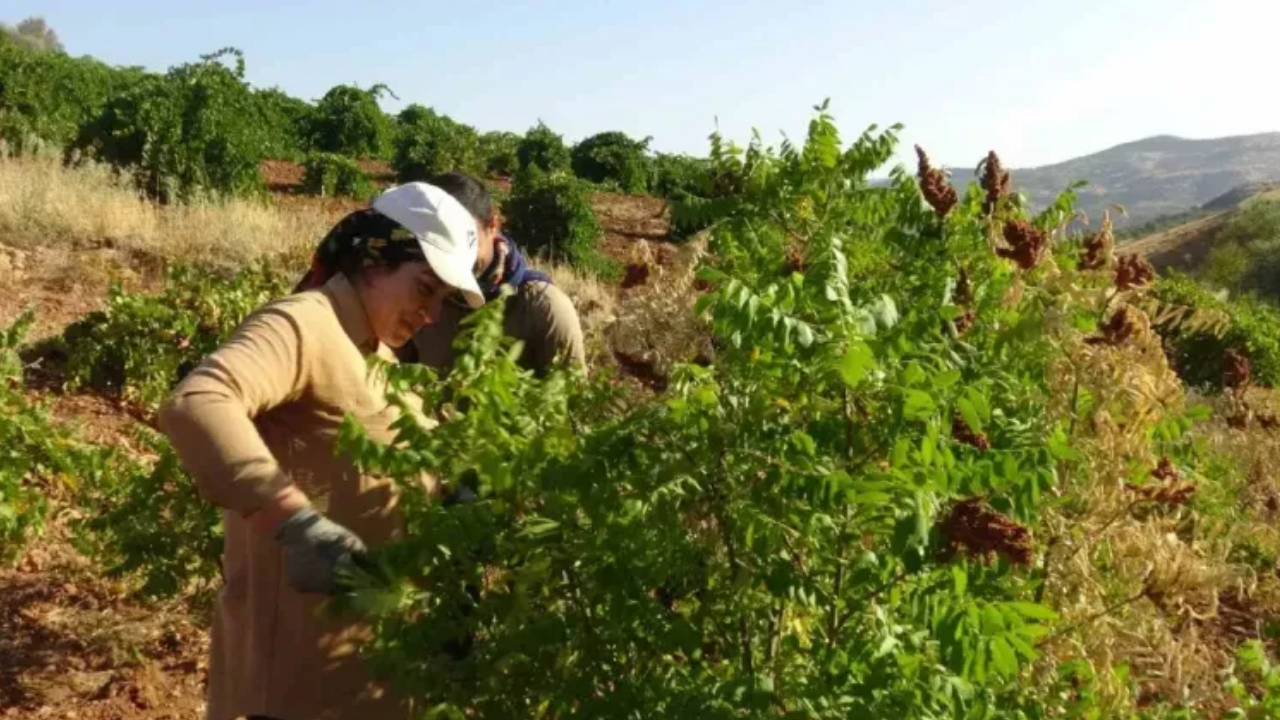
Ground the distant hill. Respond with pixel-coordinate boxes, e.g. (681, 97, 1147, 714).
(943, 133, 1280, 227)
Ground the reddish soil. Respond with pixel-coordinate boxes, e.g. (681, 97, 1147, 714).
(2, 515, 208, 720)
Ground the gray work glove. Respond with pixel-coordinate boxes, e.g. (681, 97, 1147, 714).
(274, 507, 367, 595)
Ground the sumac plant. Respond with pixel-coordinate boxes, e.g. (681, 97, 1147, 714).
(338, 101, 1102, 719)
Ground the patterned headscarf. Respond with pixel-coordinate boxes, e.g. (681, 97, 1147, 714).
(294, 208, 428, 293)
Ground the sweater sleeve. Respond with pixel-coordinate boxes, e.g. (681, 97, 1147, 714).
(516, 282, 587, 376)
(158, 306, 309, 516)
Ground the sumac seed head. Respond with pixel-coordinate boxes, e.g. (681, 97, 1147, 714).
(915, 145, 958, 218)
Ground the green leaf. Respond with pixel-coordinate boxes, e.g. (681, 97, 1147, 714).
(956, 398, 982, 434)
(990, 637, 1018, 678)
(693, 293, 718, 316)
(903, 390, 936, 421)
(964, 387, 991, 422)
(1006, 602, 1058, 622)
(952, 564, 967, 595)
(919, 434, 934, 467)
(870, 294, 899, 330)
(1007, 633, 1038, 661)
(981, 605, 1006, 634)
(903, 362, 926, 386)
(1002, 454, 1018, 481)
(838, 341, 875, 388)
(795, 322, 815, 347)
(934, 369, 962, 388)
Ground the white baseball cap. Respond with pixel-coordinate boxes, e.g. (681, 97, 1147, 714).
(371, 182, 486, 308)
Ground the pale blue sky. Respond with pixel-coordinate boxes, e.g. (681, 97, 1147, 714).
(8, 0, 1277, 171)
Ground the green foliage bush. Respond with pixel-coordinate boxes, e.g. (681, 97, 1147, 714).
(70, 48, 266, 203)
(73, 426, 223, 602)
(570, 131, 653, 193)
(651, 152, 712, 200)
(336, 104, 1102, 719)
(256, 87, 314, 160)
(516, 121, 571, 175)
(391, 104, 481, 183)
(502, 169, 612, 276)
(1223, 641, 1280, 718)
(309, 83, 394, 159)
(479, 131, 521, 177)
(302, 151, 374, 199)
(0, 312, 54, 562)
(0, 309, 219, 599)
(1203, 200, 1280, 297)
(1151, 273, 1280, 389)
(0, 40, 141, 156)
(61, 262, 291, 409)
(0, 308, 220, 597)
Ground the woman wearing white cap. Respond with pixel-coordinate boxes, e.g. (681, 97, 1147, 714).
(159, 182, 484, 720)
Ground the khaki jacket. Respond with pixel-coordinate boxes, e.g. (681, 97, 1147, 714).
(409, 280, 586, 376)
(158, 274, 420, 720)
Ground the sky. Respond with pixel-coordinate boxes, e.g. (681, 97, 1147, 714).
(8, 0, 1279, 172)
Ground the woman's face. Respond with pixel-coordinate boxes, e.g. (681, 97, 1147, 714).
(356, 261, 454, 348)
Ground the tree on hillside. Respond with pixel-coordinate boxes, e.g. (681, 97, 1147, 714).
(479, 131, 521, 177)
(391, 104, 481, 183)
(516, 121, 571, 175)
(1201, 200, 1280, 297)
(1, 16, 64, 52)
(570, 131, 653, 193)
(309, 84, 395, 159)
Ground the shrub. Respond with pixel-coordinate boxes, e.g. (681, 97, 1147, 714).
(502, 169, 612, 276)
(1207, 200, 1280, 298)
(256, 87, 314, 160)
(343, 119, 1059, 717)
(391, 104, 481, 183)
(0, 40, 139, 155)
(570, 130, 653, 193)
(61, 262, 291, 409)
(1151, 272, 1280, 389)
(480, 131, 521, 177)
(309, 83, 394, 159)
(70, 48, 266, 203)
(650, 152, 712, 200)
(516, 121, 571, 174)
(73, 427, 222, 602)
(302, 151, 374, 199)
(0, 311, 53, 562)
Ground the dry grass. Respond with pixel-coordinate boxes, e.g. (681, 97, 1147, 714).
(607, 237, 713, 374)
(0, 157, 328, 270)
(547, 262, 618, 365)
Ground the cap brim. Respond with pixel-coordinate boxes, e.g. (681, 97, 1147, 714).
(422, 243, 485, 308)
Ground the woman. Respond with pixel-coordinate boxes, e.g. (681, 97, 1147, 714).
(158, 182, 484, 720)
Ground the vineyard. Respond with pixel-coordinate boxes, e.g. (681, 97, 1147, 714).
(6, 34, 1280, 720)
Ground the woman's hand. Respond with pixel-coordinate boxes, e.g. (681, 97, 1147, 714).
(273, 506, 368, 595)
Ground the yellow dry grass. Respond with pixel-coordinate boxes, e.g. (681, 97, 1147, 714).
(0, 156, 328, 270)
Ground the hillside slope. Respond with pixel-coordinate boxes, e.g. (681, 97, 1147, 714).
(947, 132, 1280, 226)
(1124, 185, 1280, 272)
